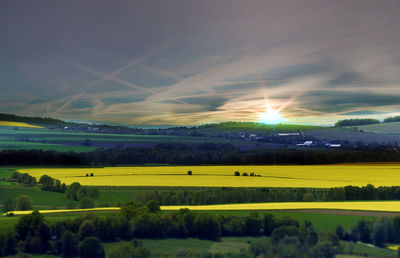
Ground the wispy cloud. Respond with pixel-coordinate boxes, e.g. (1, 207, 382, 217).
(1, 0, 399, 125)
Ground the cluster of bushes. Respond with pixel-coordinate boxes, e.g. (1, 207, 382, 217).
(65, 182, 100, 208)
(234, 171, 259, 177)
(336, 216, 400, 248)
(38, 174, 67, 193)
(10, 172, 36, 187)
(0, 202, 343, 257)
(10, 172, 66, 194)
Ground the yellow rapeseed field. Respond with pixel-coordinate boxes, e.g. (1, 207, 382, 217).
(3, 207, 120, 216)
(161, 201, 400, 212)
(387, 245, 400, 251)
(6, 201, 400, 216)
(0, 121, 43, 128)
(19, 164, 400, 187)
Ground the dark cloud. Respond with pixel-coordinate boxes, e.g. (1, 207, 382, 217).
(0, 0, 399, 125)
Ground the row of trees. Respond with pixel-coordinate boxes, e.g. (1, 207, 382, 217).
(0, 201, 342, 257)
(10, 172, 36, 187)
(2, 146, 400, 166)
(133, 184, 400, 206)
(335, 118, 380, 127)
(336, 116, 400, 127)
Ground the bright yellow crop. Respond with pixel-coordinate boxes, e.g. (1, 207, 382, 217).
(387, 245, 400, 251)
(19, 164, 400, 187)
(4, 207, 120, 216)
(5, 201, 400, 216)
(161, 201, 400, 212)
(0, 121, 43, 128)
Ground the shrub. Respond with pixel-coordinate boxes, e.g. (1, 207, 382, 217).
(15, 195, 32, 211)
(79, 198, 95, 209)
(234, 171, 240, 176)
(79, 237, 105, 258)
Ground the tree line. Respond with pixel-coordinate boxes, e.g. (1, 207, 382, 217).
(133, 184, 400, 205)
(335, 115, 400, 127)
(2, 144, 400, 166)
(0, 201, 342, 257)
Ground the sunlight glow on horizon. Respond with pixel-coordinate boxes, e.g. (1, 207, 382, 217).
(258, 104, 285, 124)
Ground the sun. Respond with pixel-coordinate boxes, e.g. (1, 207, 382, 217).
(259, 105, 285, 124)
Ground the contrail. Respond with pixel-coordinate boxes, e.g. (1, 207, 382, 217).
(68, 62, 188, 105)
(55, 41, 180, 115)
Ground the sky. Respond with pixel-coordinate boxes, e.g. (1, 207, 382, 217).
(1, 0, 400, 125)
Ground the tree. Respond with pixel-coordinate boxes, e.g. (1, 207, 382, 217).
(15, 210, 44, 241)
(336, 225, 344, 239)
(61, 230, 78, 257)
(193, 214, 221, 240)
(146, 200, 160, 213)
(38, 222, 51, 253)
(307, 241, 338, 258)
(79, 220, 95, 239)
(244, 212, 261, 236)
(3, 233, 16, 256)
(66, 182, 81, 201)
(15, 195, 32, 211)
(79, 197, 95, 209)
(2, 198, 16, 212)
(372, 223, 385, 247)
(78, 237, 105, 258)
(263, 214, 278, 236)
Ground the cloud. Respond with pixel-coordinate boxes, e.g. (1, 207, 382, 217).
(1, 0, 400, 125)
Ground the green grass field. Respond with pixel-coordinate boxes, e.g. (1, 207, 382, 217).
(0, 126, 238, 152)
(104, 236, 267, 256)
(356, 121, 400, 134)
(196, 122, 325, 133)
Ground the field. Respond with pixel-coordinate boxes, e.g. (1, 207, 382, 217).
(305, 128, 400, 144)
(356, 121, 400, 134)
(0, 126, 239, 152)
(19, 164, 400, 187)
(0, 121, 43, 128)
(161, 201, 400, 212)
(9, 200, 400, 214)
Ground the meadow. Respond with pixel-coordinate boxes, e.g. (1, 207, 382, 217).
(19, 164, 400, 187)
(0, 125, 238, 152)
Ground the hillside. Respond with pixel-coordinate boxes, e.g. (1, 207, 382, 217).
(355, 122, 400, 134)
(190, 122, 326, 133)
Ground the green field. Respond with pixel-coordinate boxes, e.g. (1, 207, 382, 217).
(0, 126, 238, 152)
(195, 122, 325, 133)
(104, 236, 268, 256)
(356, 121, 400, 134)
